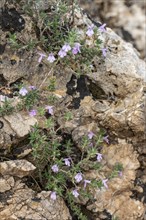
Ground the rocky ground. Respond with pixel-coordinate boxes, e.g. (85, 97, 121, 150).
(80, 0, 146, 59)
(0, 0, 146, 220)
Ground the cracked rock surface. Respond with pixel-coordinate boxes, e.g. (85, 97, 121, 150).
(0, 1, 145, 220)
(0, 180, 71, 220)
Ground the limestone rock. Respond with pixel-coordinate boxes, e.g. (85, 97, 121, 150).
(0, 181, 71, 220)
(103, 143, 140, 181)
(93, 90, 144, 140)
(86, 143, 144, 219)
(0, 160, 36, 178)
(80, 0, 146, 58)
(0, 2, 145, 220)
(3, 113, 37, 138)
(0, 112, 37, 150)
(0, 176, 15, 193)
(87, 28, 145, 99)
(105, 2, 146, 58)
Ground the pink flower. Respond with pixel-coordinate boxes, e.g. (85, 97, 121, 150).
(51, 164, 59, 173)
(96, 153, 102, 162)
(45, 106, 53, 115)
(72, 43, 81, 55)
(88, 131, 94, 140)
(37, 52, 46, 63)
(58, 49, 67, 58)
(19, 87, 28, 96)
(62, 43, 71, 52)
(50, 191, 57, 200)
(64, 158, 71, 167)
(29, 86, 36, 90)
(103, 135, 109, 144)
(72, 189, 79, 198)
(47, 53, 56, 63)
(86, 24, 94, 37)
(98, 23, 106, 33)
(118, 171, 123, 177)
(29, 109, 37, 117)
(75, 173, 83, 183)
(83, 180, 91, 189)
(101, 48, 107, 57)
(102, 179, 108, 188)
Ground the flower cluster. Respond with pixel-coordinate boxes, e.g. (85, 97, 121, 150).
(50, 166, 92, 200)
(37, 42, 81, 64)
(19, 85, 37, 96)
(49, 131, 110, 201)
(19, 86, 54, 117)
(86, 23, 108, 57)
(37, 23, 108, 66)
(87, 131, 104, 162)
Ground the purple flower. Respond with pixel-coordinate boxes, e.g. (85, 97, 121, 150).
(29, 86, 36, 90)
(102, 179, 108, 189)
(118, 171, 123, 177)
(62, 43, 71, 52)
(72, 43, 81, 55)
(75, 173, 83, 183)
(97, 153, 102, 162)
(64, 158, 71, 167)
(58, 49, 67, 58)
(101, 48, 107, 57)
(50, 191, 57, 200)
(88, 131, 94, 140)
(83, 180, 91, 189)
(47, 53, 56, 63)
(29, 109, 37, 117)
(72, 189, 79, 198)
(45, 106, 54, 115)
(19, 87, 28, 96)
(103, 135, 109, 144)
(86, 24, 94, 37)
(98, 23, 106, 33)
(51, 164, 59, 173)
(37, 52, 46, 63)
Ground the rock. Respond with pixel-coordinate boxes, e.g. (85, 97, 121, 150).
(70, 10, 145, 141)
(91, 100, 110, 113)
(72, 122, 99, 148)
(93, 89, 144, 139)
(0, 112, 37, 150)
(0, 176, 15, 193)
(86, 143, 144, 219)
(0, 160, 36, 178)
(103, 143, 140, 180)
(4, 113, 37, 138)
(106, 2, 146, 58)
(87, 28, 145, 99)
(0, 180, 71, 220)
(79, 96, 96, 118)
(80, 0, 146, 58)
(0, 2, 145, 220)
(60, 9, 145, 219)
